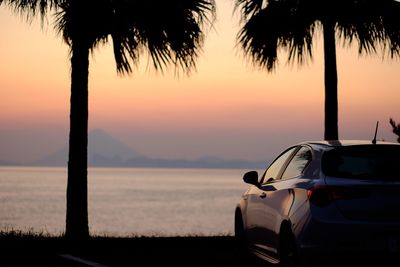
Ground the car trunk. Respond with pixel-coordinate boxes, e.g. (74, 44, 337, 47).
(322, 144, 400, 222)
(323, 178, 400, 221)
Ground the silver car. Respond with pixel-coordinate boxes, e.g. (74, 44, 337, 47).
(235, 140, 400, 266)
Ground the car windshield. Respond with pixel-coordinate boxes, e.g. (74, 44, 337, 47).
(322, 145, 400, 181)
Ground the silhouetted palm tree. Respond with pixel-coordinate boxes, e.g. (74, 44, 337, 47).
(1, 0, 215, 240)
(234, 0, 400, 140)
(390, 118, 400, 143)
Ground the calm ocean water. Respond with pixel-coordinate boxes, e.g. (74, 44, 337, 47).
(0, 166, 254, 236)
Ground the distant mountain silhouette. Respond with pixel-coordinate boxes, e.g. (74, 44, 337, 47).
(88, 128, 143, 165)
(34, 128, 143, 167)
(122, 155, 266, 169)
(0, 160, 21, 166)
(27, 128, 267, 169)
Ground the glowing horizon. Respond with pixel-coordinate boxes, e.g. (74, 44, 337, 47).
(1, 1, 399, 163)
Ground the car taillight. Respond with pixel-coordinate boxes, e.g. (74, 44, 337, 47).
(307, 186, 369, 207)
(307, 186, 332, 206)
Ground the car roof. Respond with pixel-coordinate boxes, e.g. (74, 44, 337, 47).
(299, 140, 400, 150)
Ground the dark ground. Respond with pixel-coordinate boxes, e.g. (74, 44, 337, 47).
(0, 234, 264, 267)
(1, 233, 398, 267)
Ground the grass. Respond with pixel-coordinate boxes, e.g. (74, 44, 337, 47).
(2, 230, 396, 267)
(0, 230, 262, 267)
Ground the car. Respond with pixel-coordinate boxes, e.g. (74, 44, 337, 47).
(234, 140, 400, 266)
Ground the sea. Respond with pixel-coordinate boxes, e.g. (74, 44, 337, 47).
(0, 166, 255, 237)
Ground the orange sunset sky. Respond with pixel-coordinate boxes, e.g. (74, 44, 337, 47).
(0, 0, 399, 164)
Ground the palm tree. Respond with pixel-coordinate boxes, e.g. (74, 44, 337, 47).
(1, 0, 215, 240)
(234, 0, 400, 140)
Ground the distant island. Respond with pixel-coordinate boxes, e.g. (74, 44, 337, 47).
(4, 129, 267, 169)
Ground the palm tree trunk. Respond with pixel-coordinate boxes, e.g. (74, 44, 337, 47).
(65, 40, 90, 240)
(323, 20, 339, 140)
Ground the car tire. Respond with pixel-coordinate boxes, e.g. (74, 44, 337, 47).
(234, 210, 253, 263)
(279, 227, 299, 267)
(234, 210, 245, 250)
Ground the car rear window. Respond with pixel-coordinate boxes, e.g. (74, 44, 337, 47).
(322, 145, 400, 181)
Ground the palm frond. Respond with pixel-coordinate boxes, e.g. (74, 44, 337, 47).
(234, 0, 265, 23)
(110, 0, 216, 75)
(236, 0, 316, 71)
(112, 31, 140, 74)
(334, 0, 400, 58)
(1, 0, 62, 22)
(381, 1, 400, 58)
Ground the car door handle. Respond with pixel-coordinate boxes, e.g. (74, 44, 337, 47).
(259, 192, 267, 199)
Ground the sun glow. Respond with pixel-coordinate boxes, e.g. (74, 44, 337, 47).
(0, 0, 399, 163)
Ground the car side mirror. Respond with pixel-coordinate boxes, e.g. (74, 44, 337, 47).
(243, 171, 259, 186)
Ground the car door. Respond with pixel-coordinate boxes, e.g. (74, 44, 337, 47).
(245, 146, 298, 257)
(263, 146, 313, 256)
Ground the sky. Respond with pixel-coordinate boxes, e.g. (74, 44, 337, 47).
(0, 0, 399, 164)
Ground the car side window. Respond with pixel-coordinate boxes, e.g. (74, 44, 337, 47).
(261, 147, 297, 184)
(280, 146, 312, 180)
